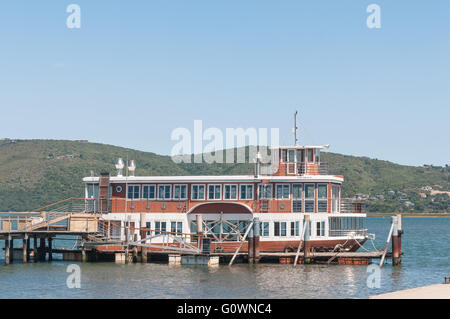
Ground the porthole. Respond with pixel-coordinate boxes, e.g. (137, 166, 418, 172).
(116, 185, 123, 193)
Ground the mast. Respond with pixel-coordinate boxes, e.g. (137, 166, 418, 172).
(293, 110, 298, 146)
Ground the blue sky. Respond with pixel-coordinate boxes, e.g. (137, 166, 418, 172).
(0, 1, 449, 166)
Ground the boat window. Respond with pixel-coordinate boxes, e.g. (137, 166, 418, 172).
(297, 149, 305, 163)
(145, 222, 151, 236)
(276, 184, 290, 199)
(281, 222, 286, 236)
(331, 185, 340, 213)
(155, 221, 166, 235)
(127, 185, 140, 200)
(158, 185, 171, 200)
(174, 185, 187, 200)
(292, 184, 303, 212)
(307, 149, 314, 162)
(281, 149, 287, 162)
(260, 222, 270, 236)
(292, 184, 303, 199)
(318, 184, 328, 212)
(190, 221, 197, 233)
(288, 149, 295, 162)
(142, 185, 156, 199)
(315, 149, 320, 163)
(224, 184, 238, 200)
(305, 184, 315, 199)
(208, 184, 222, 200)
(191, 184, 205, 200)
(290, 221, 300, 236)
(274, 222, 286, 236)
(305, 184, 315, 212)
(171, 221, 183, 235)
(258, 184, 273, 199)
(316, 221, 325, 236)
(240, 184, 254, 200)
(273, 222, 286, 236)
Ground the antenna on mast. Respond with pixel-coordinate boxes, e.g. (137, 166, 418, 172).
(293, 110, 298, 145)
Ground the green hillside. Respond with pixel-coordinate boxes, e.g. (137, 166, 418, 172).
(0, 139, 448, 213)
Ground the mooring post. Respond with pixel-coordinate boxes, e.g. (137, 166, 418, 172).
(80, 235, 87, 262)
(39, 237, 46, 261)
(22, 235, 28, 263)
(9, 237, 14, 262)
(392, 215, 402, 266)
(33, 236, 38, 262)
(304, 215, 311, 264)
(81, 248, 87, 262)
(48, 237, 53, 261)
(196, 214, 203, 250)
(379, 218, 395, 267)
(26, 236, 30, 261)
(253, 218, 261, 264)
(140, 213, 147, 263)
(81, 245, 87, 263)
(133, 246, 138, 263)
(5, 236, 10, 265)
(248, 225, 254, 264)
(397, 214, 402, 263)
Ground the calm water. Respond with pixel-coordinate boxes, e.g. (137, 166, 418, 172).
(0, 217, 449, 298)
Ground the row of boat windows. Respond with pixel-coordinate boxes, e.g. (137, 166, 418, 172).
(281, 149, 320, 163)
(262, 221, 325, 237)
(138, 218, 358, 237)
(144, 221, 183, 235)
(141, 220, 326, 237)
(125, 183, 338, 201)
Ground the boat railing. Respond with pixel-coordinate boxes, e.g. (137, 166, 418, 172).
(340, 198, 366, 214)
(329, 229, 368, 237)
(296, 162, 329, 175)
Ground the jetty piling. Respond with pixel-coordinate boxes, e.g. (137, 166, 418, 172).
(392, 214, 403, 266)
(253, 217, 261, 263)
(248, 223, 254, 263)
(22, 235, 28, 263)
(33, 236, 37, 262)
(293, 219, 305, 266)
(39, 237, 45, 261)
(48, 237, 53, 261)
(303, 215, 311, 264)
(5, 236, 10, 265)
(140, 213, 147, 263)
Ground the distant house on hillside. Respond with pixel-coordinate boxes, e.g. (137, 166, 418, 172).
(430, 190, 450, 196)
(387, 190, 395, 195)
(421, 186, 433, 192)
(419, 193, 427, 198)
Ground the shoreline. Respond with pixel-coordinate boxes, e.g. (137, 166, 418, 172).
(370, 283, 450, 299)
(366, 213, 450, 218)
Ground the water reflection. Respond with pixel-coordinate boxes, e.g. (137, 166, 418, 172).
(0, 218, 448, 298)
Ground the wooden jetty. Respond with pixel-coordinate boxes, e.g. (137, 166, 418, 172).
(0, 210, 100, 264)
